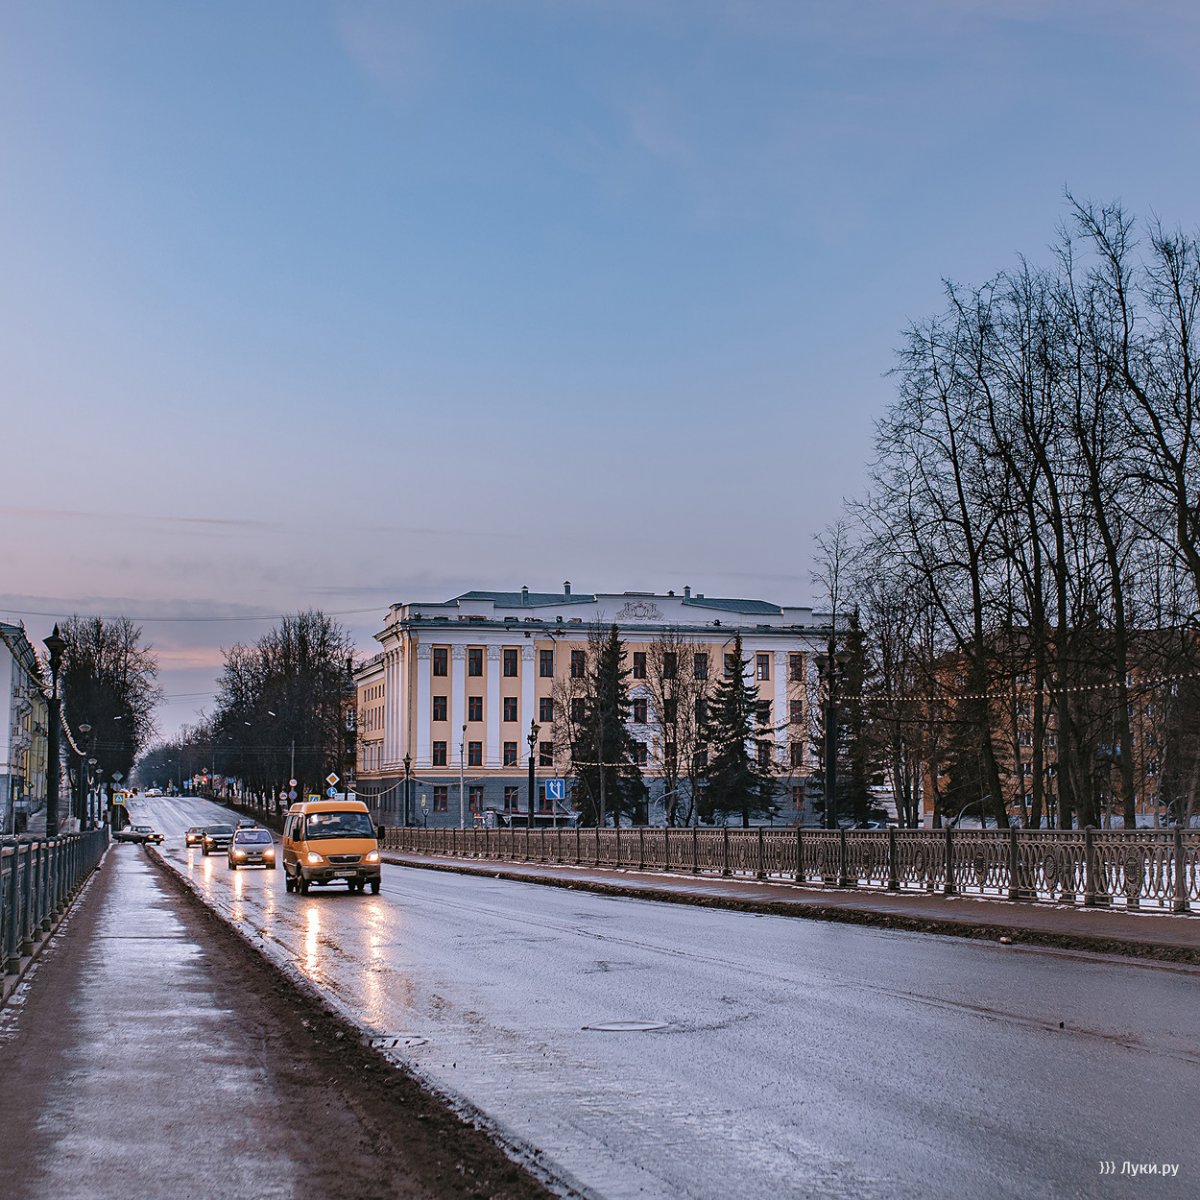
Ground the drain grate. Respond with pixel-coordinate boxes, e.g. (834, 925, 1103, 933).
(370, 1032, 429, 1049)
(582, 1020, 668, 1033)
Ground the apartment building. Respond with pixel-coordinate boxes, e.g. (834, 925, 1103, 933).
(1, 622, 48, 834)
(354, 585, 830, 826)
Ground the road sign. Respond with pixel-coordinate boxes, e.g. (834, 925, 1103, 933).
(307, 794, 320, 803)
(545, 778, 566, 802)
(325, 772, 339, 786)
(112, 771, 124, 782)
(326, 786, 337, 798)
(288, 778, 298, 788)
(278, 790, 287, 801)
(288, 789, 297, 801)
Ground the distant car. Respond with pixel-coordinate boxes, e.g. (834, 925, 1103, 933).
(114, 824, 164, 845)
(236, 819, 257, 828)
(185, 826, 205, 847)
(228, 827, 276, 870)
(201, 825, 236, 855)
(146, 788, 163, 797)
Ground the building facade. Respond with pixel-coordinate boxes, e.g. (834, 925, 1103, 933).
(354, 585, 831, 827)
(1, 622, 49, 834)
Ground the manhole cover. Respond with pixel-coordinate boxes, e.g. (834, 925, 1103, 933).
(582, 1020, 668, 1032)
(371, 1033, 428, 1049)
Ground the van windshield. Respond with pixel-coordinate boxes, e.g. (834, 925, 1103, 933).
(303, 811, 374, 840)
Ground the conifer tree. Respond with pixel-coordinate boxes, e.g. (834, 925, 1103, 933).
(702, 632, 776, 826)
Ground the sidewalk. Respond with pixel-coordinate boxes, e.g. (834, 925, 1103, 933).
(0, 844, 549, 1200)
(382, 852, 1200, 962)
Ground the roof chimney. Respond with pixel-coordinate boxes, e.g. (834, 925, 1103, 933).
(684, 585, 691, 598)
(563, 580, 571, 595)
(521, 586, 529, 604)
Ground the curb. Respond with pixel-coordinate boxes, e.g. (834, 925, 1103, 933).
(1, 846, 110, 1011)
(148, 847, 593, 1200)
(381, 854, 1200, 966)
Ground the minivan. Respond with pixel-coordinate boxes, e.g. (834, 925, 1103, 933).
(281, 800, 381, 895)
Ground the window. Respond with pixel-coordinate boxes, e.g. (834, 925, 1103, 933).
(433, 785, 448, 812)
(433, 647, 448, 677)
(757, 740, 772, 769)
(1018, 732, 1032, 747)
(430, 741, 450, 766)
(694, 653, 708, 679)
(539, 697, 554, 723)
(789, 700, 803, 725)
(503, 649, 518, 677)
(791, 785, 804, 809)
(663, 653, 677, 679)
(468, 695, 483, 721)
(433, 695, 447, 722)
(468, 648, 483, 677)
(539, 741, 553, 767)
(756, 700, 771, 726)
(503, 786, 519, 811)
(790, 742, 804, 768)
(570, 649, 585, 678)
(503, 697, 518, 722)
(503, 742, 518, 766)
(1021, 762, 1033, 776)
(468, 741, 482, 767)
(632, 651, 647, 679)
(469, 785, 483, 812)
(1146, 732, 1158, 747)
(695, 698, 708, 724)
(1146, 759, 1159, 777)
(724, 654, 737, 678)
(789, 653, 804, 681)
(633, 741, 648, 766)
(694, 748, 708, 771)
(632, 698, 648, 724)
(757, 653, 771, 681)
(571, 697, 586, 723)
(539, 649, 554, 677)
(664, 698, 677, 723)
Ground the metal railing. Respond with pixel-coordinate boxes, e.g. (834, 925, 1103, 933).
(2, 830, 109, 974)
(380, 825, 1200, 913)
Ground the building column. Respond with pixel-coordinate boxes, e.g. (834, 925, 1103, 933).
(775, 651, 788, 768)
(384, 650, 398, 766)
(521, 645, 535, 734)
(451, 645, 466, 756)
(395, 645, 407, 763)
(415, 645, 432, 768)
(486, 645, 502, 767)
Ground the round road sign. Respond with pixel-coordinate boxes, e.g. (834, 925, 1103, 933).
(288, 789, 297, 801)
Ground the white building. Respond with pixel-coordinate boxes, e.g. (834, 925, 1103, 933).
(1, 622, 48, 834)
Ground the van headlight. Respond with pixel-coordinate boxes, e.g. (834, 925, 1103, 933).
(365, 850, 380, 863)
(306, 851, 324, 865)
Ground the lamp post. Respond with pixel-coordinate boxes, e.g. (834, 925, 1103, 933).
(403, 753, 412, 828)
(459, 723, 467, 830)
(43, 626, 65, 838)
(87, 756, 98, 827)
(74, 723, 92, 827)
(527, 719, 540, 831)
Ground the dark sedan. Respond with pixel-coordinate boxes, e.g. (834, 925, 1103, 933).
(114, 824, 164, 845)
(201, 825, 235, 855)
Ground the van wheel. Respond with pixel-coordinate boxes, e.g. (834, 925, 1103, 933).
(298, 876, 310, 895)
(284, 874, 294, 893)
(370, 880, 380, 895)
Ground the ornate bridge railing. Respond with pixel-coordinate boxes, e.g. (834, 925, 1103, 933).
(378, 825, 1199, 913)
(2, 830, 109, 975)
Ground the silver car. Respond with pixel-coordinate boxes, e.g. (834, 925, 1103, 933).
(227, 827, 276, 870)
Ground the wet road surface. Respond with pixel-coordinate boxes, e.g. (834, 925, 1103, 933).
(143, 796, 1200, 1199)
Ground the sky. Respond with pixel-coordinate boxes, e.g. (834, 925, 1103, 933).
(2, 0, 1199, 739)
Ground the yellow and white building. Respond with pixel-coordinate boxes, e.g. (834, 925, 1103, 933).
(354, 585, 831, 826)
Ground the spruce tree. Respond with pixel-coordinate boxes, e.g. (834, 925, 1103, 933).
(702, 632, 776, 826)
(571, 625, 648, 825)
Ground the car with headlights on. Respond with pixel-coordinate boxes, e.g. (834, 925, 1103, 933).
(227, 827, 276, 870)
(185, 826, 205, 847)
(201, 824, 235, 855)
(114, 824, 164, 845)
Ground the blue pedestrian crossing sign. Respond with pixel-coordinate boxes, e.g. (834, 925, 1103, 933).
(545, 778, 566, 802)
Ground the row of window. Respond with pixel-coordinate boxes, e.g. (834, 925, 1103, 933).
(425, 646, 809, 683)
(426, 695, 807, 727)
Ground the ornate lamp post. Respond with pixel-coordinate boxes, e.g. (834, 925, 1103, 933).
(42, 626, 65, 838)
(526, 719, 540, 855)
(403, 752, 412, 828)
(75, 723, 92, 827)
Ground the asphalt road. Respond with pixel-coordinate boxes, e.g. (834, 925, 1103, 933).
(140, 795, 1200, 1200)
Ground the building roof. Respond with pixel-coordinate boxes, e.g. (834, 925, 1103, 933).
(454, 590, 597, 607)
(0, 621, 42, 682)
(680, 597, 783, 616)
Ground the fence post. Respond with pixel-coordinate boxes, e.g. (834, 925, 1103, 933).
(1173, 827, 1190, 914)
(20, 847, 35, 956)
(887, 828, 899, 891)
(838, 828, 851, 887)
(756, 829, 766, 879)
(662, 828, 669, 872)
(722, 827, 731, 877)
(1083, 827, 1109, 907)
(1007, 827, 1020, 901)
(4, 850, 20, 973)
(943, 827, 955, 896)
(638, 827, 645, 871)
(692, 827, 699, 874)
(795, 828, 803, 883)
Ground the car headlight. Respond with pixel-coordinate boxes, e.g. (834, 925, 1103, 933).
(306, 851, 323, 865)
(233, 850, 246, 858)
(365, 850, 380, 863)
(264, 847, 275, 857)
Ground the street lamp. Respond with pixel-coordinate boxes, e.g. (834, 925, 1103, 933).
(75, 723, 92, 827)
(459, 723, 468, 830)
(42, 626, 65, 838)
(527, 719, 540, 829)
(87, 757, 98, 827)
(403, 752, 412, 828)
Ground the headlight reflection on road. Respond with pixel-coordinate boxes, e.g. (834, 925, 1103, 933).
(304, 905, 321, 978)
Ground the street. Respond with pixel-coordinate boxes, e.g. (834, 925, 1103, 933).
(141, 795, 1199, 1200)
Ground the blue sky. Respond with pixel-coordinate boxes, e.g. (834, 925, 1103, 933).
(3, 0, 1198, 736)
